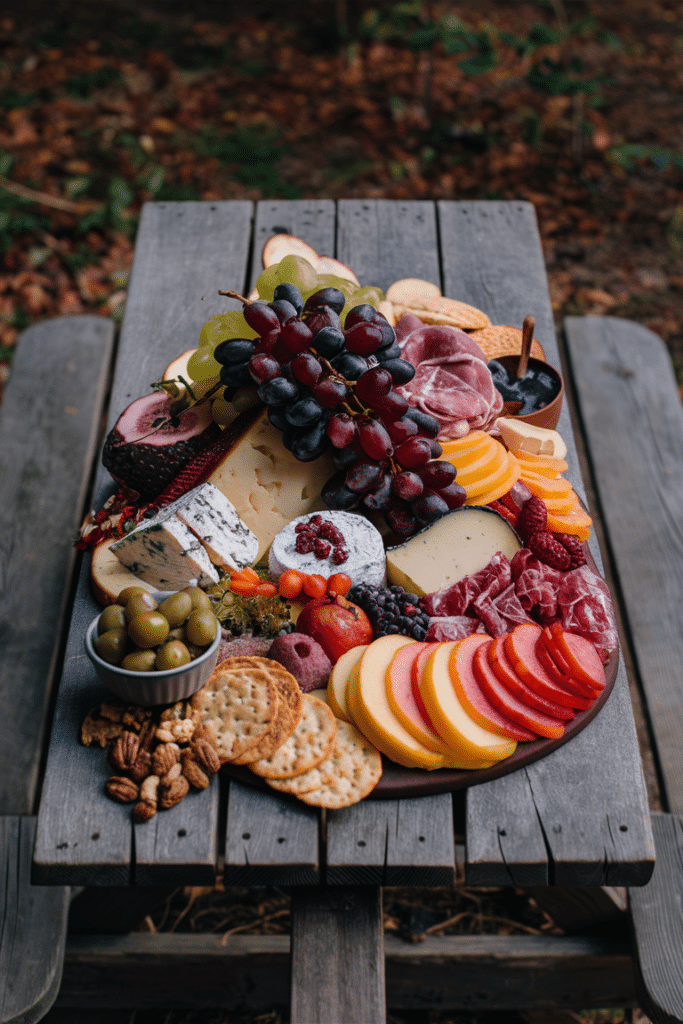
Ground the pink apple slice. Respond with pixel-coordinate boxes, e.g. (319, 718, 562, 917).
(315, 255, 360, 285)
(163, 348, 196, 382)
(262, 233, 321, 267)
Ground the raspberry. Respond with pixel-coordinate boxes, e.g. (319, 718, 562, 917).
(295, 534, 314, 555)
(527, 530, 572, 572)
(332, 545, 349, 565)
(553, 532, 587, 569)
(518, 496, 548, 540)
(313, 538, 332, 560)
(320, 521, 345, 545)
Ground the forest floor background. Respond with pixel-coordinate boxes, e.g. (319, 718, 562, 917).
(5, 1, 681, 1021)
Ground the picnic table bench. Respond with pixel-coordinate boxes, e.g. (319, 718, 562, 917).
(2, 198, 681, 1022)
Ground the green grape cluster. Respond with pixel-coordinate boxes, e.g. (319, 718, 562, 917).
(253, 255, 383, 327)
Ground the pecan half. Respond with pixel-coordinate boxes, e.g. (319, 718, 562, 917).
(81, 711, 123, 748)
(105, 776, 139, 803)
(181, 750, 210, 790)
(108, 730, 141, 773)
(191, 737, 220, 776)
(129, 749, 153, 784)
(152, 742, 181, 777)
(159, 774, 190, 809)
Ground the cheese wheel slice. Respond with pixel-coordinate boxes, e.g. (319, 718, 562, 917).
(347, 636, 446, 770)
(327, 645, 368, 724)
(420, 641, 517, 763)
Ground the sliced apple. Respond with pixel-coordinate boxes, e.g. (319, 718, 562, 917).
(327, 644, 368, 723)
(91, 537, 157, 606)
(261, 234, 360, 286)
(347, 635, 446, 770)
(163, 348, 196, 382)
(419, 641, 517, 763)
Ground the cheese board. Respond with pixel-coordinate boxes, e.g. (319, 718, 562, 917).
(80, 238, 621, 817)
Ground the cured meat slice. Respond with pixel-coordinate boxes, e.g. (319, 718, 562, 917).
(514, 556, 564, 624)
(395, 317, 504, 439)
(556, 565, 619, 665)
(425, 616, 487, 642)
(421, 551, 512, 618)
(473, 583, 535, 637)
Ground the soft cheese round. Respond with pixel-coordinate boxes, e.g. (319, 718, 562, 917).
(269, 511, 386, 588)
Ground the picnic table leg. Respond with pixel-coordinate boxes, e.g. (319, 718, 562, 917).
(290, 885, 386, 1024)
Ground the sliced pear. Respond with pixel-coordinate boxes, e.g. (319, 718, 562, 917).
(163, 348, 196, 382)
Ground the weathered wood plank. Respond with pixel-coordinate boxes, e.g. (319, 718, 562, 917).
(629, 812, 683, 1024)
(326, 795, 455, 886)
(249, 198, 337, 291)
(0, 315, 114, 815)
(337, 198, 440, 292)
(565, 315, 683, 816)
(0, 817, 69, 1024)
(290, 886, 386, 1024)
(437, 202, 653, 886)
(223, 781, 319, 886)
(35, 202, 253, 884)
(55, 931, 636, 1011)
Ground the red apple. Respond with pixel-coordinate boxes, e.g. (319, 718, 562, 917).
(295, 594, 373, 663)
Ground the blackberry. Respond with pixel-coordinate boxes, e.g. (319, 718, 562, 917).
(347, 582, 430, 641)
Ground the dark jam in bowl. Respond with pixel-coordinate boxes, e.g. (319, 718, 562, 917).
(488, 357, 562, 415)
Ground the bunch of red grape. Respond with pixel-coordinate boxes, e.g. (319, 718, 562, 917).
(213, 283, 466, 539)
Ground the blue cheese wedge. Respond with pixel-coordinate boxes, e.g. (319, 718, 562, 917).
(269, 511, 386, 588)
(172, 482, 258, 572)
(111, 514, 219, 590)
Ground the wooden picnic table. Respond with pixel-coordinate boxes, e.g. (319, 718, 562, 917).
(31, 199, 658, 1021)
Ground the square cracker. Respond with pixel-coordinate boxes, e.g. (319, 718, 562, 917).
(249, 693, 336, 779)
(190, 658, 280, 763)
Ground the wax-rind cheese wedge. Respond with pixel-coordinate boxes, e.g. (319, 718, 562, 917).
(495, 417, 567, 459)
(327, 644, 368, 723)
(420, 641, 517, 763)
(347, 635, 446, 770)
(386, 507, 522, 597)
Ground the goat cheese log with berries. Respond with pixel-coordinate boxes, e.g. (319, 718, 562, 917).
(83, 242, 620, 792)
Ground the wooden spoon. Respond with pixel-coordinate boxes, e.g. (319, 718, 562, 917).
(517, 315, 535, 379)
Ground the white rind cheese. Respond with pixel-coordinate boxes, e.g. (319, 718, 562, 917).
(385, 507, 522, 597)
(111, 514, 219, 590)
(172, 482, 258, 572)
(269, 511, 386, 587)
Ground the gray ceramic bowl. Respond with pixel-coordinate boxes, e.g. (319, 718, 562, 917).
(85, 615, 220, 706)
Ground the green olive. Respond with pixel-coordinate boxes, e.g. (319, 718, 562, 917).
(127, 610, 170, 648)
(185, 608, 218, 647)
(122, 649, 158, 672)
(125, 592, 158, 621)
(117, 586, 151, 606)
(166, 625, 188, 643)
(183, 586, 213, 613)
(98, 604, 127, 635)
(156, 640, 191, 671)
(158, 591, 193, 628)
(94, 628, 130, 665)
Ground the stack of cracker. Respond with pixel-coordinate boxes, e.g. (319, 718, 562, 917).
(190, 656, 382, 808)
(382, 278, 491, 330)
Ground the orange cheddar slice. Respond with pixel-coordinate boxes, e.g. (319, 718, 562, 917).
(545, 505, 592, 540)
(439, 431, 489, 456)
(465, 452, 521, 504)
(521, 472, 573, 500)
(542, 493, 581, 515)
(510, 450, 569, 474)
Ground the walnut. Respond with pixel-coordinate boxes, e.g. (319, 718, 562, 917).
(105, 776, 139, 803)
(155, 718, 195, 745)
(181, 750, 210, 790)
(152, 742, 181, 777)
(134, 774, 159, 822)
(191, 737, 220, 776)
(159, 774, 190, 810)
(159, 700, 187, 722)
(129, 749, 153, 784)
(108, 731, 141, 773)
(122, 705, 152, 731)
(81, 710, 123, 748)
(100, 701, 126, 722)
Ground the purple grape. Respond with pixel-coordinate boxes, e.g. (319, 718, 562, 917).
(280, 317, 313, 353)
(355, 366, 392, 403)
(305, 305, 342, 336)
(369, 390, 409, 419)
(248, 352, 281, 385)
(214, 338, 255, 366)
(313, 375, 348, 409)
(411, 489, 450, 524)
(375, 339, 401, 362)
(304, 287, 346, 315)
(312, 326, 346, 359)
(292, 351, 323, 386)
(358, 419, 393, 461)
(330, 350, 368, 381)
(345, 458, 383, 494)
(343, 321, 383, 356)
(385, 415, 418, 445)
(394, 437, 432, 469)
(385, 502, 418, 537)
(344, 304, 379, 327)
(291, 420, 330, 462)
(258, 376, 298, 404)
(322, 471, 361, 511)
(362, 468, 393, 511)
(269, 298, 299, 324)
(326, 412, 357, 449)
(381, 358, 416, 384)
(243, 301, 280, 334)
(418, 460, 457, 489)
(404, 407, 440, 437)
(437, 481, 467, 510)
(391, 470, 424, 501)
(286, 395, 324, 427)
(273, 282, 304, 313)
(331, 435, 363, 471)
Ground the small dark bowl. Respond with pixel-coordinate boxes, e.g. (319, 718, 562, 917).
(491, 355, 564, 430)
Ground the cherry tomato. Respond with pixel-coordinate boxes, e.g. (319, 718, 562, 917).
(254, 581, 278, 598)
(302, 573, 327, 599)
(229, 578, 257, 595)
(327, 572, 352, 596)
(278, 569, 305, 599)
(240, 565, 260, 584)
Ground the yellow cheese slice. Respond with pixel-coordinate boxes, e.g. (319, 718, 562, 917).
(495, 417, 568, 459)
(207, 408, 336, 561)
(347, 636, 446, 770)
(327, 644, 368, 724)
(420, 642, 517, 762)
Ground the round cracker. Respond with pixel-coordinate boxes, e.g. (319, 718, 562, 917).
(249, 693, 337, 779)
(222, 655, 303, 723)
(190, 659, 280, 763)
(394, 296, 491, 330)
(229, 696, 295, 765)
(386, 277, 442, 306)
(294, 721, 383, 809)
(468, 324, 545, 362)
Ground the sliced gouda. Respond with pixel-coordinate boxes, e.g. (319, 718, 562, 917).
(386, 507, 522, 598)
(347, 636, 446, 770)
(327, 644, 368, 723)
(420, 642, 517, 762)
(207, 408, 336, 561)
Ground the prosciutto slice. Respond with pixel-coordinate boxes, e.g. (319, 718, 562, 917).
(557, 565, 619, 664)
(425, 616, 487, 642)
(421, 551, 512, 617)
(514, 552, 564, 625)
(474, 583, 536, 637)
(395, 315, 503, 439)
